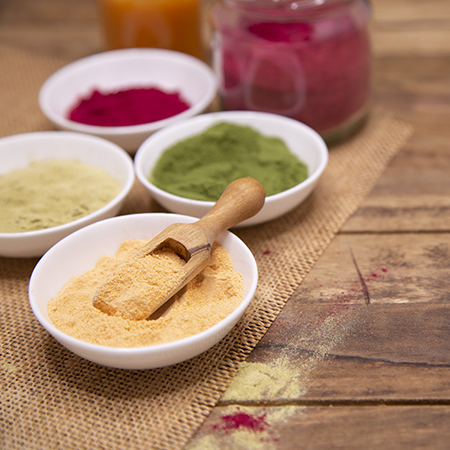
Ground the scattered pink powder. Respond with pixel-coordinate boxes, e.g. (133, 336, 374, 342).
(213, 411, 269, 433)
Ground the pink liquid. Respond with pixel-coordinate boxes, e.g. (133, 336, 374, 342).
(213, 1, 371, 136)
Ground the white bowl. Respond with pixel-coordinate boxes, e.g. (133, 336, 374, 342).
(0, 131, 134, 258)
(38, 48, 218, 154)
(134, 111, 329, 227)
(28, 213, 258, 370)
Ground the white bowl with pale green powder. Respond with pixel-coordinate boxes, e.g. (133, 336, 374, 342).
(0, 131, 134, 258)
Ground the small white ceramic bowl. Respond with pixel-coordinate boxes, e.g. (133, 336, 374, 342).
(134, 111, 329, 227)
(0, 131, 134, 258)
(38, 48, 217, 154)
(28, 213, 258, 370)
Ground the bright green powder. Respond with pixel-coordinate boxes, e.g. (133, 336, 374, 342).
(0, 159, 121, 233)
(150, 122, 308, 201)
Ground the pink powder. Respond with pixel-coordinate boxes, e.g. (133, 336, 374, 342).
(68, 87, 190, 127)
(213, 411, 269, 432)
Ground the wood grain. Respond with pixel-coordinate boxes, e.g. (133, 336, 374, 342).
(2, 0, 449, 448)
(0, 0, 103, 59)
(188, 0, 450, 447)
(214, 233, 450, 404)
(371, 0, 450, 56)
(188, 405, 450, 449)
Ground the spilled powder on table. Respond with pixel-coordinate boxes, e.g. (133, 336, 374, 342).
(0, 359, 20, 374)
(187, 282, 369, 449)
(48, 239, 243, 347)
(221, 306, 360, 403)
(221, 355, 307, 401)
(187, 405, 303, 450)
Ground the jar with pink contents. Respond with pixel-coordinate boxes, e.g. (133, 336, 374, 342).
(208, 0, 372, 143)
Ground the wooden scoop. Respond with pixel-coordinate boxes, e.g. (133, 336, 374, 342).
(93, 177, 266, 320)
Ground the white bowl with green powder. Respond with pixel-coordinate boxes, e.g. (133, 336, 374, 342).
(0, 131, 134, 258)
(134, 111, 329, 226)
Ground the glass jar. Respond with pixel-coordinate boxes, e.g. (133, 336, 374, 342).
(208, 0, 372, 143)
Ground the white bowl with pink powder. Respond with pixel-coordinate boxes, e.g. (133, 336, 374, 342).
(38, 48, 217, 154)
(28, 213, 258, 370)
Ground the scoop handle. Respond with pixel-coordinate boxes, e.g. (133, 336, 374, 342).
(195, 177, 266, 243)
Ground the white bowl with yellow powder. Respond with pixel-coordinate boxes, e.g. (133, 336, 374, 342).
(134, 111, 328, 226)
(0, 131, 134, 258)
(28, 213, 258, 370)
(38, 48, 217, 154)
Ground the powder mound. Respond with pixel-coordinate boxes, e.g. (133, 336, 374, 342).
(48, 240, 244, 348)
(150, 121, 308, 201)
(69, 87, 190, 127)
(0, 159, 121, 233)
(94, 248, 187, 321)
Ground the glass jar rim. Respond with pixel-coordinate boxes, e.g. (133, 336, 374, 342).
(217, 0, 364, 17)
(220, 0, 355, 8)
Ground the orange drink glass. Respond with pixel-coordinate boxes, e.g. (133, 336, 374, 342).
(98, 0, 204, 60)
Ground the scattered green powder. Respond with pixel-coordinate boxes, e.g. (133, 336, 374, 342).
(0, 159, 121, 233)
(150, 122, 308, 201)
(0, 359, 20, 374)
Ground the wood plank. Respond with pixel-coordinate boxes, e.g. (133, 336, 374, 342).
(342, 195, 450, 232)
(371, 0, 450, 56)
(229, 303, 450, 403)
(210, 234, 450, 404)
(189, 233, 450, 445)
(0, 0, 99, 22)
(343, 54, 450, 232)
(0, 27, 103, 59)
(372, 0, 450, 22)
(292, 233, 450, 307)
(371, 57, 450, 124)
(0, 0, 103, 59)
(187, 405, 450, 450)
(372, 29, 450, 57)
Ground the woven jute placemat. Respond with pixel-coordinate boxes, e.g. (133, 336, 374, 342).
(0, 44, 413, 450)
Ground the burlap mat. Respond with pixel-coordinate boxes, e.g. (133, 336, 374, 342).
(0, 44, 413, 450)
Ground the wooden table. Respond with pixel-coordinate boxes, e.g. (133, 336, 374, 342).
(2, 0, 450, 448)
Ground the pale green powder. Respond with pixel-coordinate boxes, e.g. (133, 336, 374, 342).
(0, 159, 121, 233)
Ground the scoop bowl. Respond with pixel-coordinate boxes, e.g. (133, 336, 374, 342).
(28, 213, 258, 370)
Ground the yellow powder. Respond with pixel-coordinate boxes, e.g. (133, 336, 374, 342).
(48, 240, 244, 347)
(220, 304, 366, 403)
(93, 248, 187, 320)
(216, 429, 269, 450)
(221, 357, 307, 402)
(0, 159, 121, 233)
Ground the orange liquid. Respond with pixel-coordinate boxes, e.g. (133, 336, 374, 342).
(98, 0, 204, 60)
